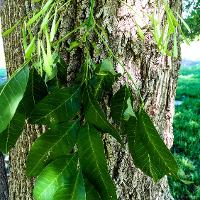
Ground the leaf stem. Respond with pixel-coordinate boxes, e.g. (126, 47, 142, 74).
(94, 27, 143, 103)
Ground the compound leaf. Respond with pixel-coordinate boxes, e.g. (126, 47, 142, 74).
(0, 109, 25, 154)
(33, 155, 78, 200)
(26, 120, 80, 177)
(29, 87, 80, 125)
(53, 169, 86, 200)
(84, 89, 121, 143)
(78, 124, 117, 200)
(0, 66, 29, 134)
(111, 86, 129, 123)
(84, 178, 102, 200)
(21, 68, 48, 116)
(126, 109, 179, 182)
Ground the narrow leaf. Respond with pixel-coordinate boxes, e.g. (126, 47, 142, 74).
(29, 87, 80, 125)
(50, 6, 59, 42)
(27, 0, 54, 26)
(125, 109, 179, 182)
(78, 124, 117, 200)
(99, 59, 116, 75)
(84, 88, 121, 143)
(33, 155, 78, 200)
(53, 169, 86, 200)
(21, 68, 48, 116)
(0, 66, 29, 133)
(123, 97, 135, 121)
(84, 178, 102, 200)
(25, 36, 36, 59)
(0, 110, 25, 154)
(26, 120, 79, 177)
(111, 86, 129, 123)
(3, 19, 21, 37)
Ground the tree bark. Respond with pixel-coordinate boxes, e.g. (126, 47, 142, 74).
(1, 0, 181, 199)
(0, 152, 8, 200)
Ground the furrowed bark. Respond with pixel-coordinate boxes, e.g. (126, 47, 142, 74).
(1, 0, 181, 199)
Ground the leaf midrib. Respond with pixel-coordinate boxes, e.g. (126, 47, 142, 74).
(87, 90, 117, 136)
(140, 113, 174, 172)
(86, 125, 111, 199)
(28, 121, 77, 176)
(34, 88, 79, 123)
(38, 156, 76, 199)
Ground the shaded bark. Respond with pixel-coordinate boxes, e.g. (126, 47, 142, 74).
(1, 0, 181, 199)
(0, 152, 8, 200)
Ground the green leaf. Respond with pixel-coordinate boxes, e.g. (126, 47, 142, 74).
(89, 73, 116, 100)
(26, 120, 79, 177)
(53, 169, 86, 200)
(50, 6, 59, 42)
(78, 124, 117, 200)
(84, 88, 121, 143)
(21, 68, 48, 116)
(84, 178, 101, 200)
(136, 24, 145, 41)
(25, 36, 36, 60)
(125, 109, 179, 182)
(29, 87, 80, 125)
(111, 86, 129, 123)
(27, 0, 54, 26)
(40, 6, 53, 31)
(3, 19, 22, 37)
(67, 41, 80, 51)
(0, 109, 25, 154)
(99, 59, 116, 75)
(0, 66, 29, 134)
(33, 155, 78, 200)
(123, 97, 135, 121)
(177, 13, 190, 32)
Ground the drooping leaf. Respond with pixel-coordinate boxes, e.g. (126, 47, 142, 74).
(136, 24, 145, 41)
(78, 124, 117, 200)
(25, 36, 36, 59)
(111, 86, 129, 123)
(3, 19, 22, 37)
(21, 68, 48, 116)
(26, 120, 79, 177)
(84, 178, 102, 200)
(123, 97, 135, 121)
(125, 109, 179, 182)
(84, 88, 121, 143)
(27, 0, 54, 26)
(29, 87, 80, 125)
(89, 72, 117, 100)
(33, 155, 78, 200)
(0, 109, 25, 154)
(99, 58, 116, 75)
(53, 169, 86, 200)
(0, 66, 29, 134)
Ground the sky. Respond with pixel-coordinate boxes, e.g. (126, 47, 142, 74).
(181, 41, 200, 61)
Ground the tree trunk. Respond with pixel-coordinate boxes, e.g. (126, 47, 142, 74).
(1, 0, 181, 199)
(0, 152, 8, 200)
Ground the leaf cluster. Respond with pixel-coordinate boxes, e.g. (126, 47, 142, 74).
(0, 0, 179, 199)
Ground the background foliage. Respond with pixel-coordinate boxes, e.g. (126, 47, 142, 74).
(183, 0, 200, 39)
(169, 66, 200, 199)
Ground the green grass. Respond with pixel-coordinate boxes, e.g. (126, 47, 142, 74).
(169, 66, 200, 200)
